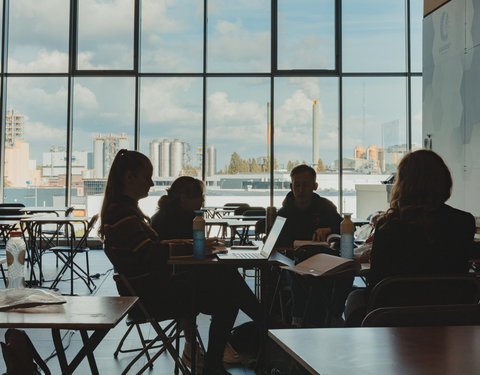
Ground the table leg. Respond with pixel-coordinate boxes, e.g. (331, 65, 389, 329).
(80, 330, 99, 375)
(52, 328, 108, 375)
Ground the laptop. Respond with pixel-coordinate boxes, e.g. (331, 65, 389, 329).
(217, 216, 286, 261)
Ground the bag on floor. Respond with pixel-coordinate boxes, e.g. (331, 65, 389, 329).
(1, 328, 50, 375)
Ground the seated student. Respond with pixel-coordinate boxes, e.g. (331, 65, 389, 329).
(151, 175, 263, 364)
(99, 150, 260, 375)
(345, 149, 477, 326)
(277, 164, 350, 327)
(151, 176, 205, 240)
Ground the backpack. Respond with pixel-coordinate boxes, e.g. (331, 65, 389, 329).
(1, 329, 50, 375)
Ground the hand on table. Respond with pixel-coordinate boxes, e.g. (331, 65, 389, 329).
(312, 227, 332, 242)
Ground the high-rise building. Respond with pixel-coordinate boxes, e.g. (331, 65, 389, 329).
(93, 133, 129, 178)
(312, 100, 320, 166)
(5, 109, 24, 147)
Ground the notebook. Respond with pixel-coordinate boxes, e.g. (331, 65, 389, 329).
(216, 216, 286, 261)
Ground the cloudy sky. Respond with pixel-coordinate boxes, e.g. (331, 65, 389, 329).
(4, 0, 423, 171)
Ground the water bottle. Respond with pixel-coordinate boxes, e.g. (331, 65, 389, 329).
(6, 231, 26, 288)
(193, 210, 205, 260)
(340, 213, 354, 259)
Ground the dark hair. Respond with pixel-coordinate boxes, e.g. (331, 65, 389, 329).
(382, 149, 452, 228)
(99, 149, 152, 239)
(157, 176, 205, 211)
(290, 164, 316, 180)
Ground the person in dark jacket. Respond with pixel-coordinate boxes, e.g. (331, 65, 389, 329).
(99, 150, 252, 375)
(151, 176, 205, 240)
(344, 149, 477, 326)
(277, 164, 349, 327)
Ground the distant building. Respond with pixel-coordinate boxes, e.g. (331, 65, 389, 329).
(42, 146, 89, 177)
(5, 109, 24, 146)
(149, 138, 188, 177)
(4, 140, 41, 187)
(206, 145, 216, 177)
(93, 133, 129, 178)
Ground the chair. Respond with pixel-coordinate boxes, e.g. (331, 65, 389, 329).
(0, 203, 25, 246)
(104, 248, 190, 375)
(48, 214, 99, 295)
(233, 204, 250, 215)
(367, 274, 480, 313)
(362, 304, 480, 327)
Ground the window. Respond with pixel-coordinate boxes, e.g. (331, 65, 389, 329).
(0, 0, 422, 219)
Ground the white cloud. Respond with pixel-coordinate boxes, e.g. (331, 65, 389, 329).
(8, 50, 68, 73)
(24, 120, 66, 142)
(141, 78, 202, 125)
(74, 84, 99, 112)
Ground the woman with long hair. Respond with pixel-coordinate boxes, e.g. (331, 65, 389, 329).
(345, 149, 476, 326)
(100, 150, 249, 375)
(151, 176, 205, 240)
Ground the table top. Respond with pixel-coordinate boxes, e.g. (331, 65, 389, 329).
(226, 215, 265, 220)
(0, 214, 36, 222)
(20, 216, 90, 224)
(21, 206, 72, 214)
(269, 326, 480, 375)
(0, 296, 138, 330)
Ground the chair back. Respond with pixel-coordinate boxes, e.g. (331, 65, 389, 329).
(64, 207, 74, 217)
(367, 275, 480, 312)
(362, 304, 480, 327)
(243, 207, 266, 216)
(234, 204, 250, 215)
(74, 214, 99, 249)
(255, 218, 266, 240)
(0, 203, 25, 216)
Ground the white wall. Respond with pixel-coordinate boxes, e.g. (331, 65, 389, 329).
(423, 0, 480, 215)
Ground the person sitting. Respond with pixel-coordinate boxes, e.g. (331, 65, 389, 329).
(277, 164, 350, 327)
(345, 149, 477, 326)
(151, 176, 205, 240)
(99, 150, 259, 375)
(151, 175, 264, 365)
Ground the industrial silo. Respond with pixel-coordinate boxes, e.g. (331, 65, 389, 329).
(150, 140, 160, 178)
(170, 139, 184, 177)
(159, 139, 171, 177)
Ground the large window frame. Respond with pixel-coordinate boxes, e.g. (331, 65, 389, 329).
(0, 0, 421, 213)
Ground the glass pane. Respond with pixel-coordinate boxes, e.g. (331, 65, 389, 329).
(77, 0, 134, 70)
(8, 0, 69, 73)
(139, 77, 203, 216)
(411, 76, 422, 149)
(141, 0, 203, 73)
(343, 0, 406, 72)
(410, 0, 423, 72)
(206, 77, 270, 207)
(4, 78, 67, 206)
(342, 77, 407, 218)
(278, 0, 335, 70)
(73, 77, 135, 215)
(274, 77, 339, 209)
(207, 0, 270, 73)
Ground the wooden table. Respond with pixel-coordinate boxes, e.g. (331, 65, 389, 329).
(269, 326, 480, 375)
(0, 296, 138, 375)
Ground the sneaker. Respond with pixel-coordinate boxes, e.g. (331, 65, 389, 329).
(182, 341, 205, 372)
(223, 342, 243, 364)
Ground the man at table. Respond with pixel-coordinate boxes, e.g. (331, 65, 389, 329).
(277, 164, 350, 327)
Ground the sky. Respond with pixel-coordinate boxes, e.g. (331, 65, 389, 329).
(4, 0, 423, 171)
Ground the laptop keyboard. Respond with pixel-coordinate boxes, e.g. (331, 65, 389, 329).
(234, 253, 260, 259)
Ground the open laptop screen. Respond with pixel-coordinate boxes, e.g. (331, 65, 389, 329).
(260, 216, 286, 258)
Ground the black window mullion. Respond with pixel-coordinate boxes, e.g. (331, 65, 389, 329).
(0, 0, 9, 203)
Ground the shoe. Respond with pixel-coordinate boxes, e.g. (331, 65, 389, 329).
(182, 341, 205, 372)
(222, 342, 243, 364)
